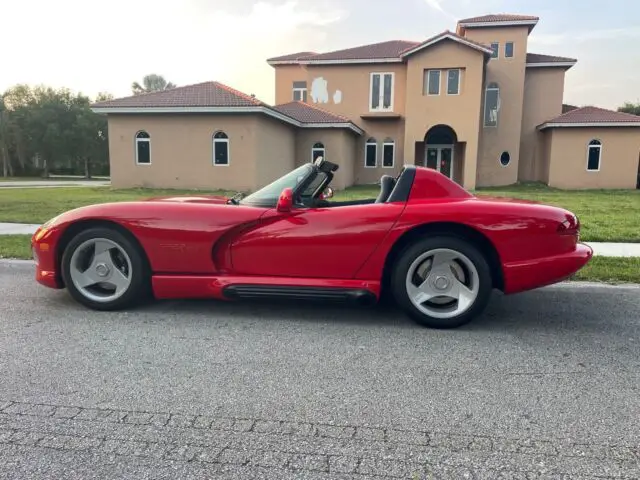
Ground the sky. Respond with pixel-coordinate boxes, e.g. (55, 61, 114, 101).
(2, 0, 639, 109)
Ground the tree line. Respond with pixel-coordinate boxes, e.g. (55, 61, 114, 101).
(0, 74, 176, 178)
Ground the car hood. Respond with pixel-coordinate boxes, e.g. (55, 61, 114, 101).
(474, 195, 541, 205)
(145, 195, 230, 204)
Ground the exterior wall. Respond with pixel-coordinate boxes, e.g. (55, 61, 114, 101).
(547, 128, 640, 189)
(354, 121, 406, 184)
(404, 40, 486, 189)
(275, 65, 309, 105)
(297, 63, 408, 118)
(254, 116, 297, 188)
(107, 114, 294, 192)
(519, 67, 566, 182)
(463, 26, 529, 186)
(295, 129, 356, 190)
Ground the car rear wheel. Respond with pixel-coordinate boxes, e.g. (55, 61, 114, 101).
(391, 236, 493, 329)
(61, 227, 150, 311)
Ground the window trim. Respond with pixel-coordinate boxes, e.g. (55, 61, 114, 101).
(135, 131, 151, 166)
(364, 138, 377, 168)
(369, 72, 395, 112)
(446, 69, 460, 96)
(426, 69, 441, 96)
(586, 139, 602, 172)
(293, 87, 307, 102)
(484, 83, 500, 128)
(213, 131, 230, 167)
(504, 41, 514, 58)
(490, 42, 499, 59)
(382, 138, 395, 169)
(311, 142, 325, 162)
(499, 151, 511, 167)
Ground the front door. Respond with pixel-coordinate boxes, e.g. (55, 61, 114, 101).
(425, 145, 454, 179)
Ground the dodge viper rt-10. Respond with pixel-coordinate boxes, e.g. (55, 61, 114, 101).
(31, 157, 592, 329)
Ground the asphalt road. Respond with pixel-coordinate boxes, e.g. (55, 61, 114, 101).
(1, 260, 639, 479)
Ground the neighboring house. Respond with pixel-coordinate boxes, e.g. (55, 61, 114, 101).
(92, 13, 640, 191)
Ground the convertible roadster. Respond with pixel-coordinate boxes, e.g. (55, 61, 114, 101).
(31, 157, 592, 329)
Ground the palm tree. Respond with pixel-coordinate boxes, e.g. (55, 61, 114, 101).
(131, 74, 176, 95)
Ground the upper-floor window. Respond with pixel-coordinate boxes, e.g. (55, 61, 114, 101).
(370, 72, 394, 111)
(135, 131, 151, 165)
(587, 139, 602, 171)
(365, 138, 377, 168)
(424, 69, 440, 95)
(382, 138, 395, 168)
(505, 42, 514, 58)
(484, 82, 500, 127)
(490, 42, 499, 59)
(447, 69, 460, 95)
(213, 131, 229, 165)
(292, 81, 307, 102)
(312, 142, 325, 161)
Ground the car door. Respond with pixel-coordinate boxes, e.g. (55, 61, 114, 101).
(230, 202, 405, 279)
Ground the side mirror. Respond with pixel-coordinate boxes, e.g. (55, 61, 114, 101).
(276, 187, 293, 213)
(321, 186, 334, 200)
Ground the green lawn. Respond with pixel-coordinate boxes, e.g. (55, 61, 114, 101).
(0, 182, 638, 242)
(1, 233, 638, 285)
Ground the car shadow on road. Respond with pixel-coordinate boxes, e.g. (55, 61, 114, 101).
(42, 284, 635, 334)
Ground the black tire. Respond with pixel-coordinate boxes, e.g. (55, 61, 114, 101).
(390, 235, 493, 329)
(60, 226, 151, 311)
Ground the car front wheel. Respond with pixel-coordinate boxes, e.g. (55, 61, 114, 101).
(391, 236, 493, 329)
(60, 226, 149, 311)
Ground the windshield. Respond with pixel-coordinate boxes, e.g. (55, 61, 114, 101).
(240, 164, 313, 205)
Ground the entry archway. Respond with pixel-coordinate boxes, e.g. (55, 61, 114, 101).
(423, 124, 458, 180)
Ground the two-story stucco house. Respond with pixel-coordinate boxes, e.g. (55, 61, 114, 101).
(93, 13, 640, 191)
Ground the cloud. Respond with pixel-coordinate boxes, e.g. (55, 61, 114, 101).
(530, 26, 640, 46)
(423, 0, 457, 20)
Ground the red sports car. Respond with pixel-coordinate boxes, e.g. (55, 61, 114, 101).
(31, 158, 592, 329)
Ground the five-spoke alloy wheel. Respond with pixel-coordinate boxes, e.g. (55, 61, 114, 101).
(61, 227, 149, 311)
(391, 236, 493, 328)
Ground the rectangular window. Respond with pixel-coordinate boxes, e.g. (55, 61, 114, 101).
(484, 87, 499, 127)
(505, 42, 514, 58)
(447, 69, 460, 95)
(382, 141, 395, 168)
(370, 73, 394, 111)
(136, 141, 150, 164)
(214, 140, 229, 165)
(490, 42, 499, 59)
(424, 69, 440, 95)
(365, 141, 377, 167)
(587, 145, 601, 171)
(292, 81, 307, 102)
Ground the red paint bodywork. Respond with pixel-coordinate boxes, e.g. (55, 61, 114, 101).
(31, 166, 592, 301)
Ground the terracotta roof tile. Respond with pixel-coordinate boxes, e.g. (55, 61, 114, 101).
(542, 106, 640, 127)
(401, 30, 493, 56)
(527, 53, 577, 64)
(301, 40, 419, 62)
(90, 81, 265, 109)
(267, 51, 317, 63)
(458, 13, 539, 23)
(272, 102, 352, 124)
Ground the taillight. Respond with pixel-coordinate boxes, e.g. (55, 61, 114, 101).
(557, 214, 579, 235)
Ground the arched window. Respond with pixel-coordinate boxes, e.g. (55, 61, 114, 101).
(213, 131, 229, 166)
(382, 138, 395, 168)
(364, 137, 377, 168)
(311, 142, 325, 161)
(135, 131, 151, 165)
(484, 82, 500, 127)
(587, 139, 601, 171)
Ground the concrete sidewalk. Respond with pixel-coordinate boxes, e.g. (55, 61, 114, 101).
(1, 222, 639, 257)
